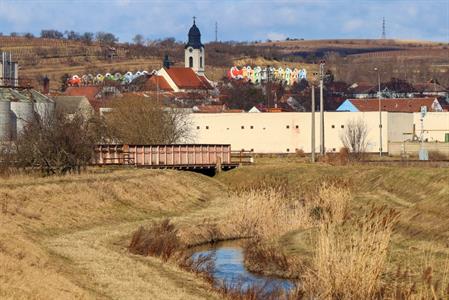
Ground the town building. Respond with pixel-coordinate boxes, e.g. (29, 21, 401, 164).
(54, 86, 121, 118)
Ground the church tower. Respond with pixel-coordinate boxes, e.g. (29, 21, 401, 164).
(185, 17, 205, 75)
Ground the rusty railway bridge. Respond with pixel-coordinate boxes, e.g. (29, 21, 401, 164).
(93, 144, 253, 171)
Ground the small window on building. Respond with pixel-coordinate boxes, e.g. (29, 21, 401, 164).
(189, 56, 193, 68)
(226, 127, 229, 130)
(200, 57, 203, 68)
(286, 125, 290, 129)
(241, 126, 245, 129)
(263, 127, 266, 130)
(331, 125, 335, 128)
(205, 126, 209, 130)
(251, 148, 254, 152)
(196, 126, 200, 130)
(333, 148, 336, 152)
(341, 125, 344, 128)
(250, 125, 254, 129)
(286, 148, 290, 152)
(295, 125, 299, 129)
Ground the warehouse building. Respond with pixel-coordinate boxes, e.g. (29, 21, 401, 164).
(189, 111, 449, 154)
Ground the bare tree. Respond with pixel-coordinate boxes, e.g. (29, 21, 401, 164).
(132, 34, 145, 46)
(12, 112, 102, 175)
(105, 95, 191, 144)
(340, 118, 368, 160)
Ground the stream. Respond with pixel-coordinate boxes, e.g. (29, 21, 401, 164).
(191, 242, 295, 294)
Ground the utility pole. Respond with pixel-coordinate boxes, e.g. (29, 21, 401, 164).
(375, 67, 382, 157)
(319, 60, 325, 155)
(381, 17, 386, 39)
(311, 83, 316, 163)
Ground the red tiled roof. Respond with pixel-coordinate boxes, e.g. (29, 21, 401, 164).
(64, 86, 117, 112)
(194, 104, 226, 113)
(198, 75, 213, 89)
(348, 82, 376, 94)
(145, 75, 173, 91)
(64, 86, 100, 102)
(165, 67, 213, 90)
(348, 98, 440, 112)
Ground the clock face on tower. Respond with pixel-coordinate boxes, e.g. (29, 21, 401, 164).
(189, 48, 193, 53)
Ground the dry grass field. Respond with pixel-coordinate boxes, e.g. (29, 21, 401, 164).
(0, 169, 227, 299)
(1, 159, 449, 299)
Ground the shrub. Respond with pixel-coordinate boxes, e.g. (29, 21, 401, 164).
(129, 219, 181, 261)
(428, 150, 448, 161)
(12, 112, 103, 175)
(338, 147, 350, 165)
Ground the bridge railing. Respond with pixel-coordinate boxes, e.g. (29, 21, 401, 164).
(93, 144, 236, 168)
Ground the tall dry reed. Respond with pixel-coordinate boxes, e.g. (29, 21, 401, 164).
(229, 183, 351, 240)
(383, 250, 449, 299)
(303, 206, 400, 299)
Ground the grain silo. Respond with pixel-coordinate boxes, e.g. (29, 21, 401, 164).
(10, 89, 34, 138)
(0, 99, 11, 141)
(25, 89, 55, 121)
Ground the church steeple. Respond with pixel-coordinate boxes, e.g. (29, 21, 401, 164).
(185, 17, 205, 75)
(185, 17, 204, 50)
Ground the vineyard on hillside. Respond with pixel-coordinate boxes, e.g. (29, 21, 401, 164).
(1, 36, 448, 90)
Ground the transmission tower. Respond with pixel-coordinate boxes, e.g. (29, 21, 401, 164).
(381, 17, 386, 39)
(215, 22, 218, 42)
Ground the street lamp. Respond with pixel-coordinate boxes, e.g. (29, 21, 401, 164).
(319, 60, 325, 155)
(311, 72, 318, 163)
(374, 67, 382, 157)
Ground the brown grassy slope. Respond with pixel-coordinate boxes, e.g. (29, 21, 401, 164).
(216, 159, 449, 275)
(258, 38, 446, 52)
(0, 169, 225, 300)
(257, 39, 449, 85)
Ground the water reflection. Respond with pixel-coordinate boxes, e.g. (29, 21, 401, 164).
(191, 244, 295, 294)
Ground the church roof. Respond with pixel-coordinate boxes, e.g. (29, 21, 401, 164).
(145, 75, 173, 91)
(185, 20, 203, 49)
(165, 67, 213, 90)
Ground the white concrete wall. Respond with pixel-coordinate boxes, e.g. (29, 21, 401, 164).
(189, 112, 393, 153)
(387, 113, 414, 143)
(413, 112, 449, 142)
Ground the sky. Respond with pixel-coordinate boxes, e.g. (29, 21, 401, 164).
(0, 0, 448, 43)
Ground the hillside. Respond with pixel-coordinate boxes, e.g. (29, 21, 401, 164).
(1, 36, 448, 90)
(257, 39, 449, 86)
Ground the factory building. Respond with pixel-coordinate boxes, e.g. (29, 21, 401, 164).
(0, 52, 19, 87)
(0, 87, 54, 141)
(189, 111, 449, 154)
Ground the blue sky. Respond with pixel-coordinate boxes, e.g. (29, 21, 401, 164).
(0, 0, 448, 43)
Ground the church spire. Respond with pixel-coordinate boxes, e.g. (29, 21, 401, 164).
(185, 16, 203, 49)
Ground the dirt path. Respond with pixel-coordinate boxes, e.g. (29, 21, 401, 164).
(43, 194, 231, 300)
